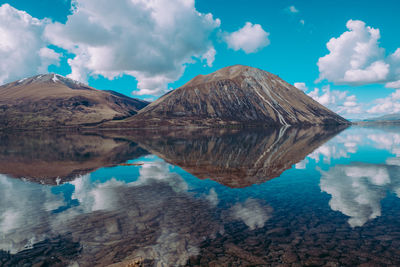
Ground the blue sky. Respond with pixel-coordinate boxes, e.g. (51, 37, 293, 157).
(0, 0, 399, 119)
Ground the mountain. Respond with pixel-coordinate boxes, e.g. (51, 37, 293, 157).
(377, 113, 400, 121)
(106, 126, 345, 188)
(0, 74, 149, 129)
(103, 65, 348, 128)
(356, 113, 400, 125)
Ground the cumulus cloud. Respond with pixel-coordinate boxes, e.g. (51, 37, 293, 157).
(44, 0, 221, 95)
(294, 82, 308, 91)
(0, 4, 60, 84)
(201, 47, 217, 67)
(225, 22, 270, 54)
(288, 5, 299, 13)
(386, 80, 400, 89)
(307, 85, 362, 116)
(367, 89, 400, 115)
(317, 20, 400, 87)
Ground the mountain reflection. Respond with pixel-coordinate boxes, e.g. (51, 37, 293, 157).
(4, 126, 400, 265)
(0, 131, 148, 184)
(122, 126, 345, 187)
(0, 126, 344, 187)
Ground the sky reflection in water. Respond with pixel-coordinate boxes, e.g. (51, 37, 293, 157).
(1, 126, 400, 266)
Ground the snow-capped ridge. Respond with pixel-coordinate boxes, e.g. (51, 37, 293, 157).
(9, 73, 91, 90)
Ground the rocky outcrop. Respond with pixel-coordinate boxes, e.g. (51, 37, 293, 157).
(0, 74, 149, 129)
(104, 65, 348, 128)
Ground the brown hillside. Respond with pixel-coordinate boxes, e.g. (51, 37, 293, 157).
(103, 65, 348, 128)
(0, 74, 149, 129)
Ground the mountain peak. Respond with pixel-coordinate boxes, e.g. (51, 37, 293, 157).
(105, 65, 348, 128)
(0, 73, 149, 129)
(182, 65, 277, 88)
(3, 73, 92, 90)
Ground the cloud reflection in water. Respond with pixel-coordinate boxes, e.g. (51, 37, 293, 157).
(317, 127, 400, 227)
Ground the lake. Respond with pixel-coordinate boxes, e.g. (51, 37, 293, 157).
(1, 125, 400, 266)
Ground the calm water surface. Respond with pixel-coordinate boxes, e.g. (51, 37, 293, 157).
(1, 126, 400, 266)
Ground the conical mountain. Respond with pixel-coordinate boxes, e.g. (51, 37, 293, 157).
(104, 65, 348, 128)
(0, 74, 149, 129)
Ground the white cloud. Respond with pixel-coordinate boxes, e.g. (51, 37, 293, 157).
(386, 80, 400, 89)
(0, 4, 60, 84)
(288, 5, 299, 13)
(201, 46, 216, 67)
(225, 22, 270, 54)
(307, 85, 362, 116)
(294, 82, 308, 91)
(38, 47, 61, 73)
(317, 20, 400, 87)
(44, 0, 221, 96)
(367, 89, 400, 115)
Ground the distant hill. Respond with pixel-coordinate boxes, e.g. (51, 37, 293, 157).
(103, 65, 348, 128)
(367, 113, 400, 122)
(0, 74, 149, 129)
(355, 113, 400, 125)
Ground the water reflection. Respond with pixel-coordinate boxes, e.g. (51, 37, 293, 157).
(230, 198, 273, 230)
(0, 174, 65, 253)
(304, 130, 362, 165)
(0, 131, 148, 184)
(4, 126, 400, 265)
(121, 126, 344, 187)
(320, 163, 400, 227)
(316, 126, 400, 227)
(0, 160, 222, 266)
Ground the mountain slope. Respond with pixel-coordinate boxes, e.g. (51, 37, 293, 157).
(104, 65, 348, 128)
(0, 74, 149, 129)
